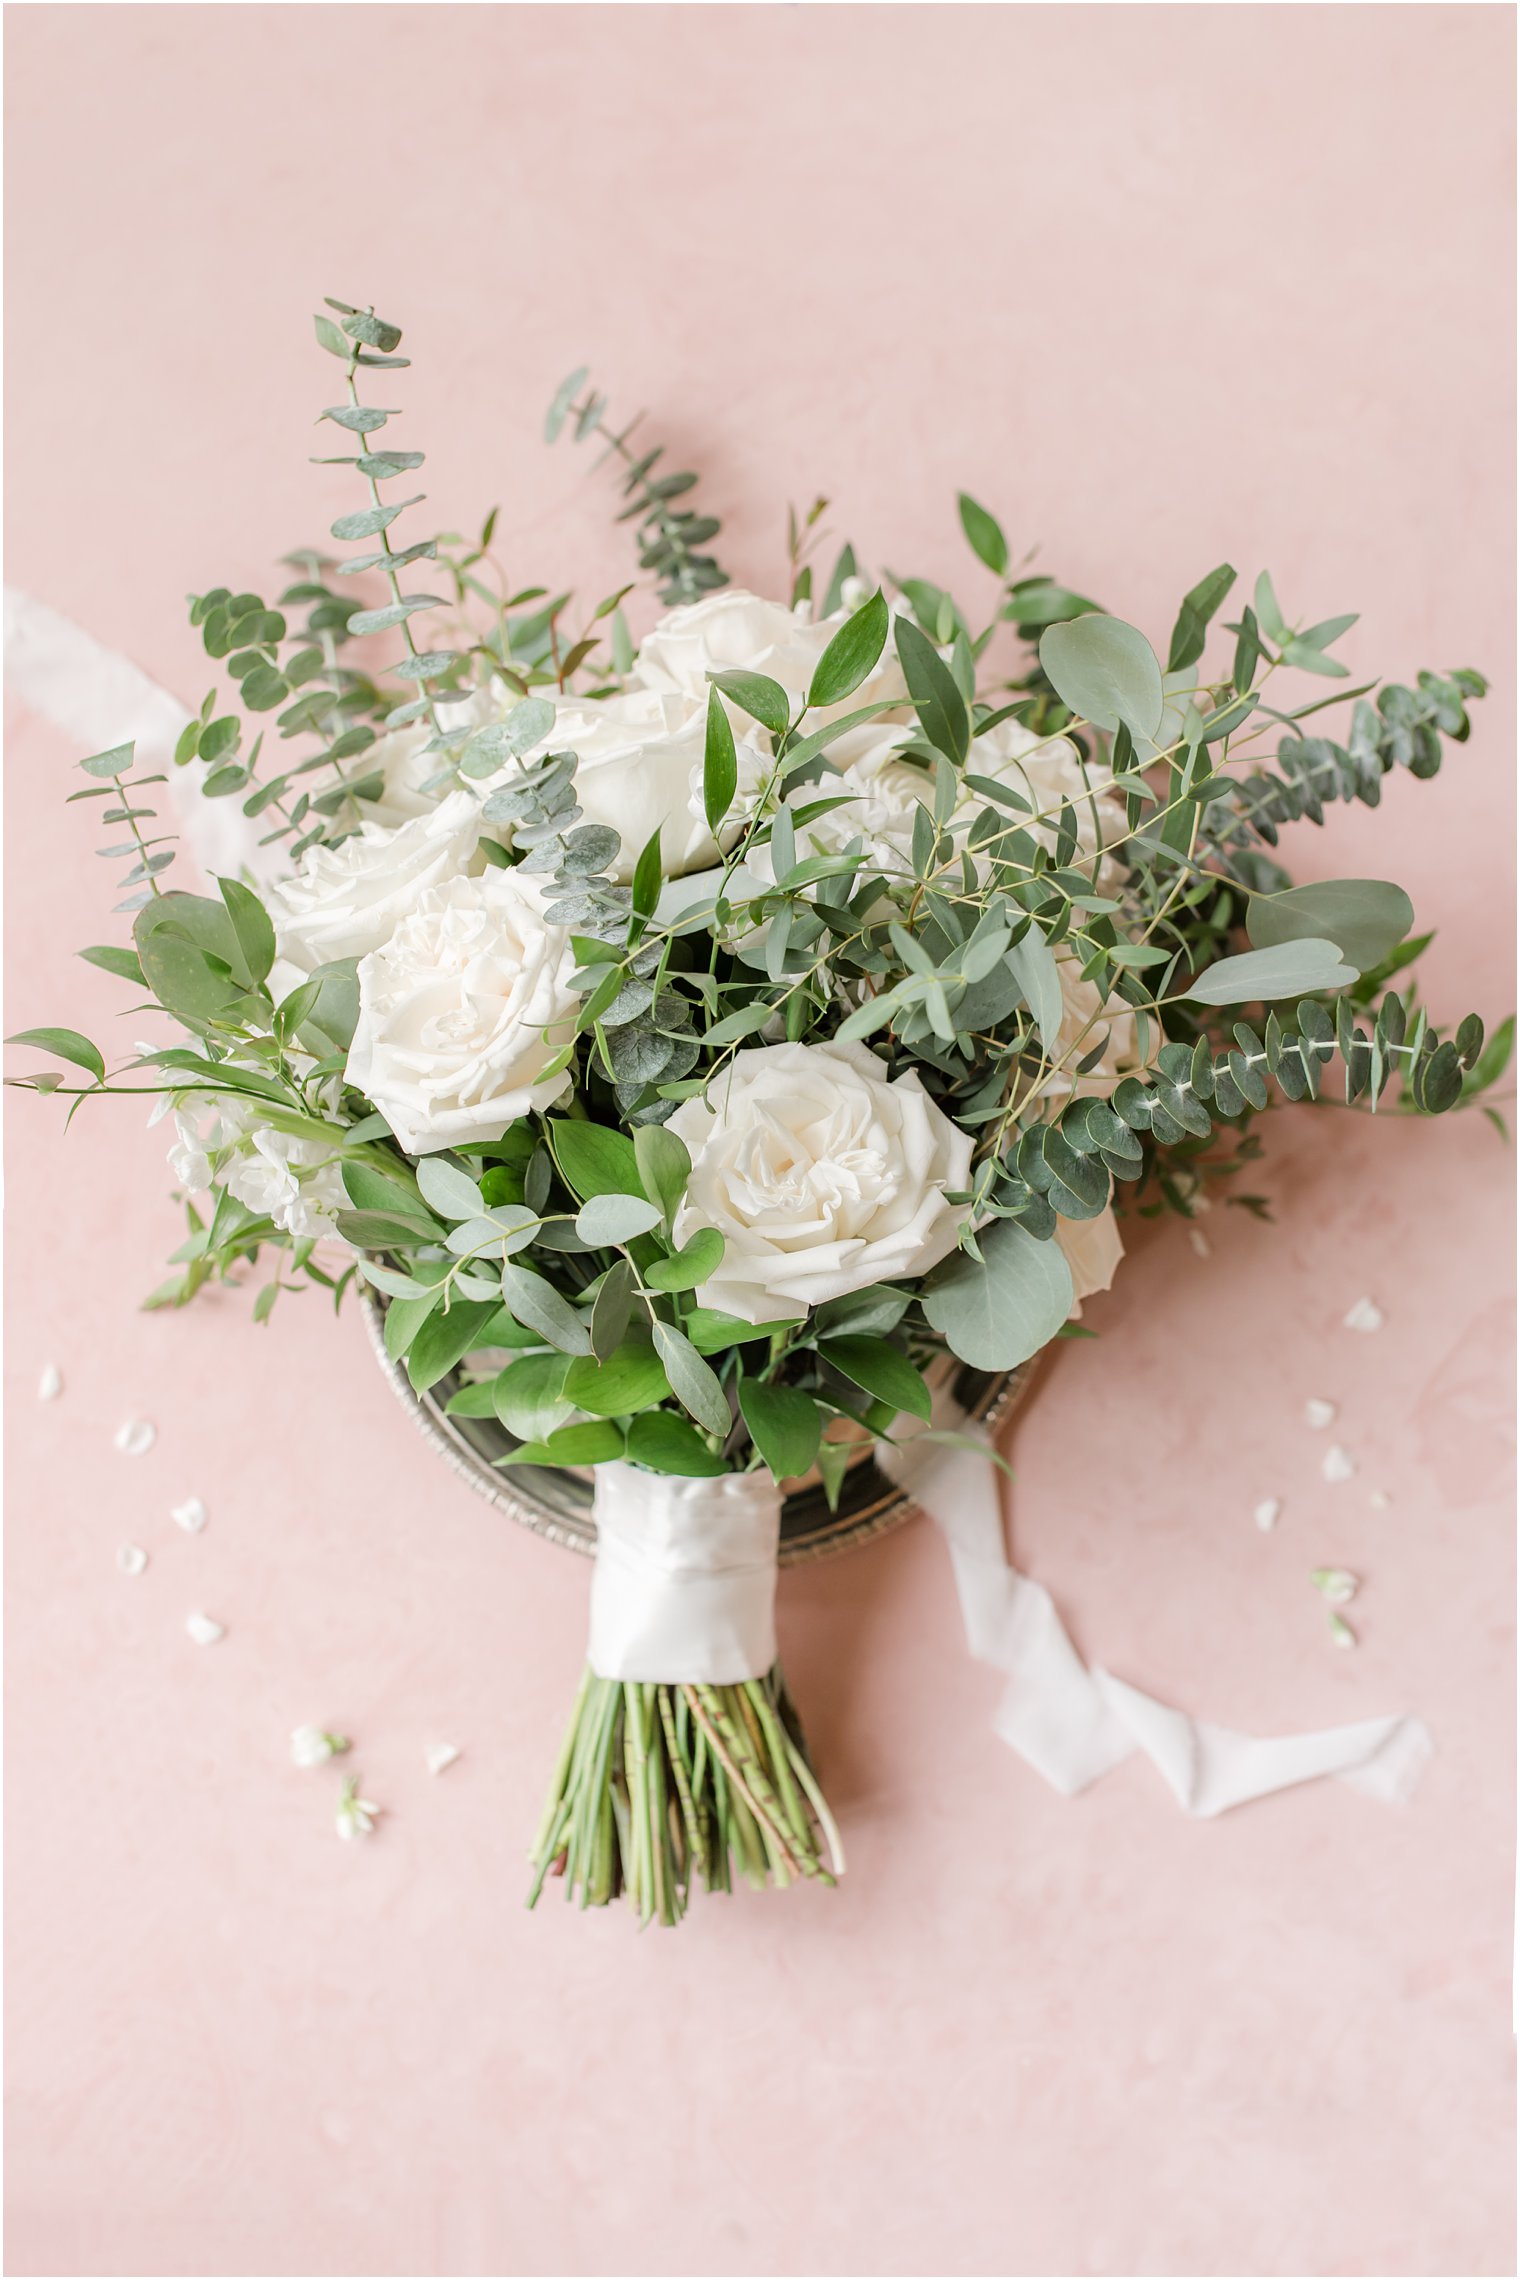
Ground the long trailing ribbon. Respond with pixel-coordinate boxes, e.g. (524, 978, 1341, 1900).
(879, 1426, 1431, 1815)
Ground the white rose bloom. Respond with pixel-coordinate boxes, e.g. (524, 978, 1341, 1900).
(635, 590, 835, 708)
(264, 790, 480, 973)
(959, 715, 1129, 882)
(364, 685, 503, 826)
(346, 868, 579, 1154)
(635, 588, 910, 722)
(1055, 1205, 1124, 1314)
(664, 1039, 973, 1323)
(756, 752, 931, 883)
(488, 687, 769, 882)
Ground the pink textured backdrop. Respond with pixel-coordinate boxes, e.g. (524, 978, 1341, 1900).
(4, 6, 1515, 2275)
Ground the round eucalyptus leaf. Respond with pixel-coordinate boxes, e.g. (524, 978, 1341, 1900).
(1039, 614, 1164, 738)
(1186, 937, 1357, 1006)
(1246, 878, 1414, 975)
(920, 1218, 1073, 1371)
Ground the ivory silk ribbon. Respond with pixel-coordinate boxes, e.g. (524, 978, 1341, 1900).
(588, 1462, 781, 1685)
(4, 587, 268, 882)
(7, 591, 1434, 1813)
(879, 1427, 1431, 1815)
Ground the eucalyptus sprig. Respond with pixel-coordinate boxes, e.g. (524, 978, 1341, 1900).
(547, 368, 728, 606)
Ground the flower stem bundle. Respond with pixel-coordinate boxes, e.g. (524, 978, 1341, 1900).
(527, 1669, 840, 1923)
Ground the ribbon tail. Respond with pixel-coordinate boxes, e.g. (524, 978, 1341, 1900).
(4, 585, 269, 883)
(885, 1421, 1432, 1819)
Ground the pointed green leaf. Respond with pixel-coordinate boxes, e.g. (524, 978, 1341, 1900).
(957, 493, 1009, 577)
(807, 588, 889, 709)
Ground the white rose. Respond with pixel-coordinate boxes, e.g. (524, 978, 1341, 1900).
(265, 790, 480, 973)
(490, 687, 769, 882)
(960, 715, 1129, 883)
(635, 588, 910, 722)
(346, 867, 579, 1153)
(635, 590, 833, 708)
(758, 751, 931, 882)
(664, 1039, 973, 1323)
(364, 685, 504, 826)
(1055, 1205, 1124, 1315)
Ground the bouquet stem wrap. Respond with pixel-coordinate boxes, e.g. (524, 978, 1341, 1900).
(529, 1465, 840, 1921)
(587, 1462, 780, 1685)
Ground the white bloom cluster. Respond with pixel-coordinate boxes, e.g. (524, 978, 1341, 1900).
(162, 1095, 348, 1242)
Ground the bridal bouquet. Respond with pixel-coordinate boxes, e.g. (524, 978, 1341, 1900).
(13, 300, 1508, 1924)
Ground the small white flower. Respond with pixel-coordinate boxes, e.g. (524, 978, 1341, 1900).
(1322, 1444, 1357, 1484)
(185, 1611, 225, 1646)
(37, 1363, 62, 1402)
(291, 1725, 350, 1768)
(117, 1543, 148, 1577)
(1253, 1498, 1282, 1533)
(114, 1418, 156, 1457)
(1304, 1398, 1337, 1430)
(1344, 1297, 1385, 1334)
(1311, 1566, 1359, 1605)
(220, 1127, 348, 1242)
(170, 1497, 208, 1534)
(1328, 1612, 1357, 1650)
(166, 1110, 213, 1195)
(335, 1775, 380, 1840)
(425, 1742, 461, 1776)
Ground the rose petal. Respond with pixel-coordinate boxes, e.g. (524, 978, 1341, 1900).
(1343, 1297, 1385, 1334)
(114, 1418, 156, 1458)
(1253, 1498, 1281, 1533)
(1322, 1444, 1356, 1484)
(117, 1543, 148, 1577)
(425, 1743, 461, 1776)
(38, 1364, 63, 1402)
(170, 1497, 208, 1534)
(1369, 1489, 1392, 1511)
(1327, 1612, 1357, 1649)
(1304, 1398, 1337, 1430)
(185, 1612, 225, 1646)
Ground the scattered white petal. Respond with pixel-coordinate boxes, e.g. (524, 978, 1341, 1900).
(1311, 1566, 1359, 1605)
(425, 1742, 461, 1776)
(185, 1611, 225, 1646)
(1253, 1498, 1282, 1533)
(1328, 1612, 1357, 1649)
(117, 1543, 148, 1577)
(1322, 1443, 1357, 1484)
(114, 1418, 156, 1458)
(335, 1776, 380, 1840)
(1304, 1398, 1337, 1431)
(292, 1725, 350, 1768)
(1369, 1489, 1392, 1511)
(37, 1364, 62, 1402)
(1344, 1297, 1385, 1334)
(170, 1496, 208, 1534)
(1189, 1227, 1211, 1259)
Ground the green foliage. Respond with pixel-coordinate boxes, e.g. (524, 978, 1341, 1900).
(13, 296, 1507, 1496)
